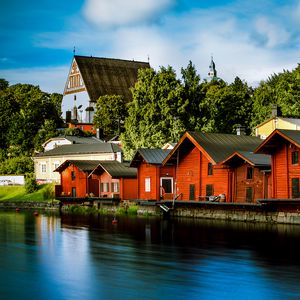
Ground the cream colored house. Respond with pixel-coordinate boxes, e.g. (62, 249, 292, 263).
(255, 117, 300, 139)
(33, 143, 122, 183)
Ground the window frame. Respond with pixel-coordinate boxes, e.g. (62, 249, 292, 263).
(292, 151, 299, 165)
(145, 177, 151, 192)
(208, 162, 213, 176)
(246, 167, 253, 180)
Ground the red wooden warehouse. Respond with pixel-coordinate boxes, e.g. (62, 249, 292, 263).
(220, 151, 271, 202)
(255, 129, 300, 199)
(163, 131, 271, 202)
(130, 149, 175, 200)
(55, 160, 100, 198)
(90, 161, 138, 200)
(55, 160, 137, 201)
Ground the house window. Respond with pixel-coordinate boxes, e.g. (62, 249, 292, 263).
(41, 164, 46, 173)
(208, 163, 213, 175)
(206, 184, 214, 197)
(292, 151, 299, 165)
(111, 182, 119, 193)
(145, 178, 151, 192)
(71, 171, 76, 181)
(246, 167, 253, 180)
(101, 183, 110, 193)
(292, 178, 300, 198)
(246, 187, 253, 203)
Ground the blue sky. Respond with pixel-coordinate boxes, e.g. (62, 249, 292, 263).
(1, 0, 300, 93)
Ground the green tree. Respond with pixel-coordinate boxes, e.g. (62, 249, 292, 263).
(0, 83, 63, 156)
(121, 66, 185, 159)
(251, 65, 300, 129)
(33, 119, 59, 152)
(180, 61, 206, 130)
(93, 95, 127, 138)
(0, 78, 9, 91)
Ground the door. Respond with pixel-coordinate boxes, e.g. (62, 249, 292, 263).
(189, 184, 195, 200)
(72, 187, 76, 198)
(160, 177, 173, 199)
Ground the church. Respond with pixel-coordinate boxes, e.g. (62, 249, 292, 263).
(62, 55, 150, 124)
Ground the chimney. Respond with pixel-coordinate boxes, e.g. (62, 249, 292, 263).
(96, 128, 104, 140)
(236, 126, 246, 136)
(65, 111, 71, 123)
(271, 104, 278, 117)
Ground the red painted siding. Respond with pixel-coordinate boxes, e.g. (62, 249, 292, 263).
(122, 178, 138, 200)
(137, 162, 175, 200)
(174, 147, 229, 201)
(272, 144, 300, 199)
(231, 164, 264, 203)
(60, 165, 88, 197)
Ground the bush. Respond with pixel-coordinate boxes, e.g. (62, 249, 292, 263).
(0, 156, 34, 174)
(42, 183, 55, 200)
(25, 173, 38, 193)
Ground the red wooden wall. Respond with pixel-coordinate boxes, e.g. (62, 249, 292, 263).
(60, 165, 88, 198)
(174, 146, 229, 201)
(230, 164, 265, 203)
(272, 143, 300, 199)
(122, 178, 138, 200)
(137, 162, 175, 200)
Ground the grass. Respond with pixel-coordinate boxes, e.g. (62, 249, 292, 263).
(0, 184, 56, 202)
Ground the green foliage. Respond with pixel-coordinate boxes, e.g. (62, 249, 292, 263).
(0, 79, 9, 91)
(25, 173, 38, 194)
(251, 65, 300, 129)
(0, 156, 33, 174)
(62, 127, 94, 137)
(0, 82, 63, 158)
(121, 66, 185, 159)
(42, 182, 55, 200)
(121, 63, 254, 159)
(34, 119, 59, 152)
(93, 95, 127, 138)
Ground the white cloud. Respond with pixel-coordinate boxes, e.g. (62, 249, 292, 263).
(83, 0, 173, 27)
(5, 0, 300, 92)
(255, 16, 290, 48)
(1, 66, 68, 93)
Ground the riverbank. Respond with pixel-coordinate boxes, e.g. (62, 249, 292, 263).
(0, 184, 59, 210)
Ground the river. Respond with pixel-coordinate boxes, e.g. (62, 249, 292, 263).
(0, 210, 300, 300)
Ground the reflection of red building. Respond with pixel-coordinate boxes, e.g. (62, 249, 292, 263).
(55, 160, 137, 200)
(255, 129, 300, 199)
(163, 131, 271, 203)
(130, 149, 175, 200)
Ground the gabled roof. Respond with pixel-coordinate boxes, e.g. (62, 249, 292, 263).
(74, 56, 150, 102)
(42, 136, 103, 147)
(255, 116, 300, 129)
(220, 151, 271, 167)
(35, 143, 121, 157)
(54, 160, 101, 173)
(255, 129, 300, 154)
(93, 161, 137, 178)
(163, 131, 263, 165)
(130, 149, 171, 167)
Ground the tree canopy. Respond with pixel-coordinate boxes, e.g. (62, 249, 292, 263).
(0, 81, 63, 159)
(93, 95, 127, 138)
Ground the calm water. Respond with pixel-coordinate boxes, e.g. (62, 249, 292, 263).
(1, 211, 300, 300)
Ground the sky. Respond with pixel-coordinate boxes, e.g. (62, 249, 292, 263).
(1, 0, 300, 93)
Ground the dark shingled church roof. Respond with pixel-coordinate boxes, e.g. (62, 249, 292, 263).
(74, 55, 150, 102)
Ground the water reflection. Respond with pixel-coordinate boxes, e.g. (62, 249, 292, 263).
(1, 211, 300, 300)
